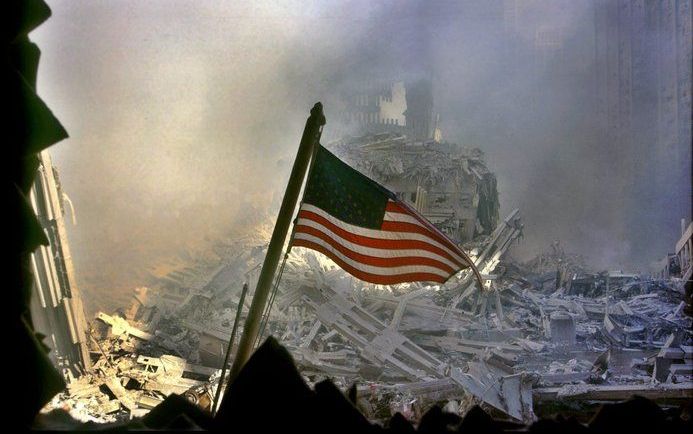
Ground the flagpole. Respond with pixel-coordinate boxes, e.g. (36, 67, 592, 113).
(225, 102, 326, 386)
(212, 282, 248, 415)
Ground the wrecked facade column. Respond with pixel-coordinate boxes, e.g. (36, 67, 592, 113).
(29, 150, 91, 377)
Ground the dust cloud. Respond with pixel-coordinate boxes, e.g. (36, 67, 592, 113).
(30, 0, 691, 313)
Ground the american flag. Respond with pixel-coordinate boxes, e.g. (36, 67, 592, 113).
(290, 145, 478, 285)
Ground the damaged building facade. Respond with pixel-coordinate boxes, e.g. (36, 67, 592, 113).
(655, 219, 693, 283)
(338, 80, 437, 142)
(332, 79, 499, 242)
(29, 151, 91, 377)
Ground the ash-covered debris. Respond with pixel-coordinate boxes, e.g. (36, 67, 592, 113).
(46, 218, 691, 424)
(39, 136, 692, 426)
(331, 133, 500, 241)
(38, 226, 278, 423)
(39, 311, 222, 423)
(268, 234, 691, 424)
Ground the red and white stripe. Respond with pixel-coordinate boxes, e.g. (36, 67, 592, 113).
(291, 200, 472, 285)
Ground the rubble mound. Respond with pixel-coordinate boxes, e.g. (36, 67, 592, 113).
(34, 337, 692, 432)
(40, 216, 692, 426)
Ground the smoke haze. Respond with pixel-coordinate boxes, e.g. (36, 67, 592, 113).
(30, 0, 691, 314)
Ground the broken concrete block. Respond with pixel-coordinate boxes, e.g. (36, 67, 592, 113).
(549, 311, 575, 346)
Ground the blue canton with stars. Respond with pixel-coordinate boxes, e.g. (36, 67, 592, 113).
(302, 146, 394, 230)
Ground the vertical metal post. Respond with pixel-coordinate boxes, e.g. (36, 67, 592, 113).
(226, 103, 326, 384)
(212, 282, 248, 415)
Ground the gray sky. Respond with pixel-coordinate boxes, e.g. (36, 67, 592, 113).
(31, 0, 691, 314)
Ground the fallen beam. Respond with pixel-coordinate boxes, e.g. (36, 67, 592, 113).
(533, 382, 693, 402)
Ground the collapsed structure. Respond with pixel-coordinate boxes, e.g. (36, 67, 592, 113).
(39, 134, 693, 425)
(331, 133, 500, 242)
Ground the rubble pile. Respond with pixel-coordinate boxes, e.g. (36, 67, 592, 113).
(38, 135, 691, 424)
(268, 226, 691, 423)
(331, 133, 500, 241)
(42, 206, 692, 424)
(39, 227, 279, 423)
(40, 311, 222, 423)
